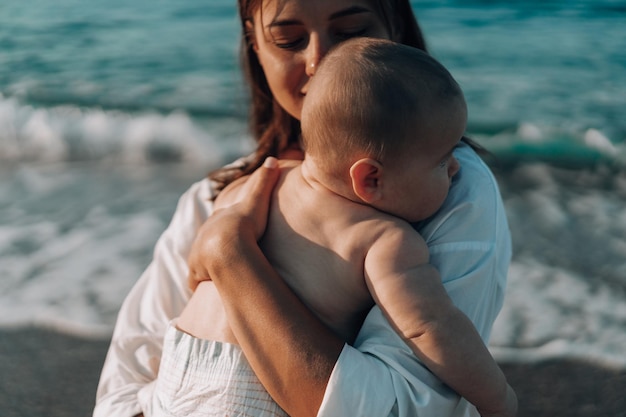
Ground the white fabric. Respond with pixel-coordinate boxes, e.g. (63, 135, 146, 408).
(94, 142, 512, 417)
(151, 321, 288, 417)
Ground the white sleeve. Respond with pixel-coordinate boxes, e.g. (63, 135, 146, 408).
(317, 144, 512, 417)
(93, 179, 215, 417)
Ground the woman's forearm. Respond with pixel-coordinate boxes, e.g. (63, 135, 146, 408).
(209, 229, 344, 417)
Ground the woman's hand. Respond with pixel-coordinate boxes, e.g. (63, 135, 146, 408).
(187, 157, 280, 290)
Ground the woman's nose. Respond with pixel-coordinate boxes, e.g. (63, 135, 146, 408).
(305, 34, 331, 77)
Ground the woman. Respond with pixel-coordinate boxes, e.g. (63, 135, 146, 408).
(94, 1, 511, 416)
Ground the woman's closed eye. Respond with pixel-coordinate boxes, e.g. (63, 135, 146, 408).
(270, 26, 306, 50)
(334, 27, 368, 41)
(272, 27, 370, 50)
(274, 37, 305, 50)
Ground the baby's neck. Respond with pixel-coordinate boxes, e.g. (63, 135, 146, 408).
(299, 156, 360, 205)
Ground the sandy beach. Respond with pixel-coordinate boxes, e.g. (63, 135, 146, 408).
(0, 328, 109, 417)
(1, 327, 624, 417)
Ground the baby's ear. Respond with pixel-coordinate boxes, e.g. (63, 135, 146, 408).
(350, 158, 383, 203)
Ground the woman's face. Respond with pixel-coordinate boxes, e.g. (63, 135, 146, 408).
(251, 0, 393, 120)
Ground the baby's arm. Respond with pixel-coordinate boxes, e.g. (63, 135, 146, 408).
(364, 224, 517, 417)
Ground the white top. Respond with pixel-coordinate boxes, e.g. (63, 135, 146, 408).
(93, 142, 512, 417)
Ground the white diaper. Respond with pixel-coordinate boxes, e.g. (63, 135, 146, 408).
(152, 321, 288, 417)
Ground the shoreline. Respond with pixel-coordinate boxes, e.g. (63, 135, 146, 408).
(2, 327, 624, 417)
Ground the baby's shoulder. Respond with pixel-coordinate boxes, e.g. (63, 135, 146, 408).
(360, 212, 426, 252)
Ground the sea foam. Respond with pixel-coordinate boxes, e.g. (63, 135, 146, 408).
(0, 94, 230, 165)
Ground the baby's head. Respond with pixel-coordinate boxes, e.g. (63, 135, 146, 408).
(301, 38, 467, 222)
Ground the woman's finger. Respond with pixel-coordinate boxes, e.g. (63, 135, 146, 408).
(237, 157, 280, 239)
(241, 157, 279, 209)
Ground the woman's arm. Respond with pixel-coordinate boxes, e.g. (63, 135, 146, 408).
(212, 226, 344, 416)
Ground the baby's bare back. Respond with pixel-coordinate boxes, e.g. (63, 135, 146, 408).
(260, 163, 387, 342)
(178, 162, 396, 344)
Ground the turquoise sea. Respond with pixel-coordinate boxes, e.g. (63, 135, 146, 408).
(1, 0, 625, 368)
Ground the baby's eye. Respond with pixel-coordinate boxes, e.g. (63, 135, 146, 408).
(439, 158, 450, 168)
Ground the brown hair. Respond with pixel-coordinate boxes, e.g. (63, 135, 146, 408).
(208, 0, 429, 191)
(302, 38, 465, 177)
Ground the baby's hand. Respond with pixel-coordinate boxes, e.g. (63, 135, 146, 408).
(478, 384, 518, 417)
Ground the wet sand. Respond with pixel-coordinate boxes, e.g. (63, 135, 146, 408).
(1, 327, 624, 417)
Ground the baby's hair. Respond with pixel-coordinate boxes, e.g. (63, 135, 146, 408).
(301, 38, 464, 175)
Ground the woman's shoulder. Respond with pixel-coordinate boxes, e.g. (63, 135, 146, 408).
(454, 142, 497, 184)
(173, 154, 256, 221)
(159, 177, 215, 241)
(449, 142, 503, 209)
(417, 142, 509, 243)
(179, 177, 218, 208)
(180, 155, 251, 207)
